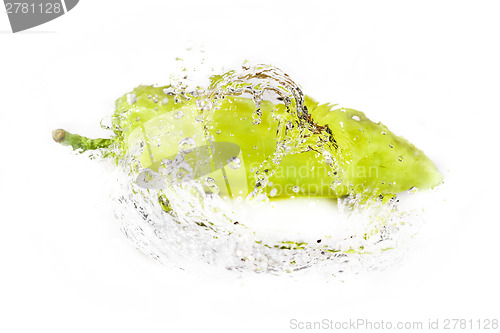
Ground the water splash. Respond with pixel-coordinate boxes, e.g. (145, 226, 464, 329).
(204, 65, 344, 201)
(108, 64, 428, 276)
(112, 152, 424, 275)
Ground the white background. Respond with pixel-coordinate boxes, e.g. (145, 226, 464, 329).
(1, 1, 499, 332)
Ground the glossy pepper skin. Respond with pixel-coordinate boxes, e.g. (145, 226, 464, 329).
(53, 84, 443, 200)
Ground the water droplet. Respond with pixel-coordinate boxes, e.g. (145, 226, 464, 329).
(205, 177, 215, 186)
(196, 99, 211, 111)
(227, 156, 241, 169)
(216, 129, 221, 134)
(174, 111, 184, 119)
(179, 137, 195, 152)
(256, 176, 269, 188)
(209, 184, 219, 194)
(292, 186, 300, 193)
(381, 131, 387, 135)
(269, 188, 278, 197)
(389, 144, 394, 148)
(100, 116, 112, 130)
(205, 177, 219, 194)
(127, 93, 137, 105)
(251, 193, 269, 205)
(252, 109, 262, 125)
(398, 155, 403, 162)
(323, 151, 334, 165)
(352, 115, 360, 121)
(176, 162, 194, 181)
(408, 186, 418, 194)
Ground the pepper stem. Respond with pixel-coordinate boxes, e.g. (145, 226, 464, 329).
(52, 129, 115, 152)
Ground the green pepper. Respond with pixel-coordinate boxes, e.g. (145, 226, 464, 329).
(53, 70, 442, 201)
